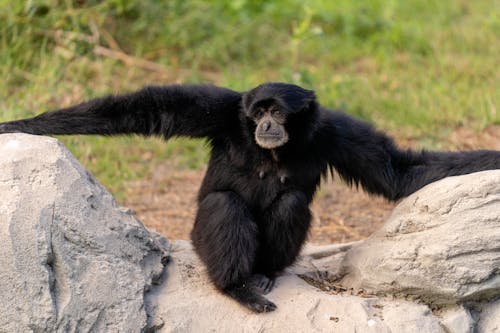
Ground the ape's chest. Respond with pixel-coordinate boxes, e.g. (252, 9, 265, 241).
(200, 146, 324, 210)
(254, 159, 293, 187)
(231, 163, 299, 210)
(230, 152, 322, 208)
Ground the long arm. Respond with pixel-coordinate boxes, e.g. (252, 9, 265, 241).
(318, 109, 500, 201)
(0, 85, 242, 139)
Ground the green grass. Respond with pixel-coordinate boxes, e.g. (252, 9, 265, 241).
(0, 0, 498, 197)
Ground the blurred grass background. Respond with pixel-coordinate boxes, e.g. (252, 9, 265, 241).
(0, 0, 498, 198)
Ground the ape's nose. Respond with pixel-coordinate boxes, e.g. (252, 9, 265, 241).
(262, 121, 271, 131)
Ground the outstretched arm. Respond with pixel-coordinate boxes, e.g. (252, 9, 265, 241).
(0, 85, 242, 139)
(317, 109, 500, 201)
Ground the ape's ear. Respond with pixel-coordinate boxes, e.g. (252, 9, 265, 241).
(242, 91, 255, 111)
(288, 88, 316, 113)
(302, 99, 318, 113)
(300, 89, 316, 109)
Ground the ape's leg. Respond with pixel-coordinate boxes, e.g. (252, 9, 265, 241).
(254, 191, 311, 286)
(191, 191, 276, 313)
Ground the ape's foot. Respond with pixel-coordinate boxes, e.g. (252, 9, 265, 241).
(225, 283, 277, 313)
(249, 274, 276, 295)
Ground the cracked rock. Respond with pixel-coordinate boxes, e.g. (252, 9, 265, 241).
(341, 170, 500, 305)
(0, 134, 169, 332)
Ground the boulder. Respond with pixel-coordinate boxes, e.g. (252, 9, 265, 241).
(0, 134, 169, 332)
(341, 170, 500, 306)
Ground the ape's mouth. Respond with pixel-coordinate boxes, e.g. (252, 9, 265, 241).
(258, 133, 282, 138)
(255, 130, 289, 149)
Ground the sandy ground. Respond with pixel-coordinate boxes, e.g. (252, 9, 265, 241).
(124, 125, 499, 245)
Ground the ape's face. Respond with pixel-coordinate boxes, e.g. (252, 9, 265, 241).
(249, 99, 289, 149)
(243, 83, 316, 149)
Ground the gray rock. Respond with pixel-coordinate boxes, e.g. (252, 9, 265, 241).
(478, 298, 500, 332)
(438, 306, 475, 333)
(147, 241, 445, 333)
(341, 170, 500, 305)
(1, 134, 499, 333)
(0, 134, 169, 332)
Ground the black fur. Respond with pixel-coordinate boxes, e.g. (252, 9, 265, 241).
(0, 82, 498, 312)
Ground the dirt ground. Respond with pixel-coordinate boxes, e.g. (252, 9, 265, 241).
(124, 126, 499, 245)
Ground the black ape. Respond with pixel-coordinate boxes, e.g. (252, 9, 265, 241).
(0, 83, 498, 312)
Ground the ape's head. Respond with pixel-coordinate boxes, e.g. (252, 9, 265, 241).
(243, 83, 317, 149)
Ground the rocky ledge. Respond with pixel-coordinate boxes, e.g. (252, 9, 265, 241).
(0, 134, 499, 332)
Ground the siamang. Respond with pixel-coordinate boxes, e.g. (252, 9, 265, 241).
(0, 83, 498, 313)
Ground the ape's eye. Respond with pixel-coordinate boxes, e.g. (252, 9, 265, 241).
(255, 108, 265, 118)
(273, 110, 282, 116)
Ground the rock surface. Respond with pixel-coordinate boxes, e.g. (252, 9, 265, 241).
(341, 170, 500, 305)
(148, 241, 445, 333)
(477, 298, 500, 332)
(0, 134, 169, 332)
(0, 133, 499, 333)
